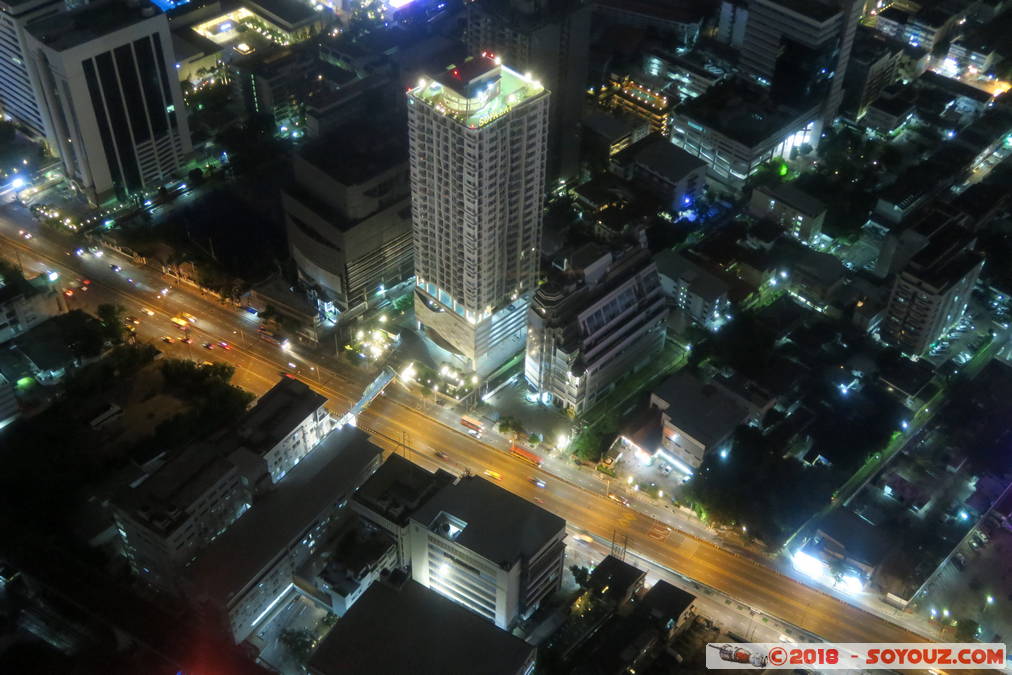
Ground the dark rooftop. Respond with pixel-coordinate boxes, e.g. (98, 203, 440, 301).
(756, 182, 826, 218)
(652, 371, 749, 447)
(353, 454, 456, 527)
(27, 0, 163, 51)
(616, 133, 706, 182)
(412, 475, 565, 568)
(298, 116, 408, 186)
(587, 555, 646, 606)
(308, 580, 535, 675)
(768, 0, 841, 23)
(816, 509, 891, 568)
(678, 78, 810, 147)
(245, 0, 317, 28)
(236, 377, 326, 456)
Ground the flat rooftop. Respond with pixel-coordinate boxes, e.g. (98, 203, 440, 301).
(654, 250, 728, 302)
(618, 133, 706, 182)
(757, 181, 826, 218)
(308, 580, 535, 675)
(189, 426, 381, 607)
(245, 0, 316, 27)
(353, 454, 455, 528)
(410, 56, 547, 129)
(298, 116, 408, 186)
(768, 0, 841, 23)
(412, 475, 565, 568)
(236, 377, 325, 455)
(652, 371, 748, 447)
(27, 0, 163, 51)
(678, 79, 812, 148)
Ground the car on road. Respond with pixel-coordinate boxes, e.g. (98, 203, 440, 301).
(531, 478, 546, 488)
(608, 493, 630, 506)
(467, 428, 481, 438)
(141, 308, 154, 316)
(572, 533, 594, 544)
(181, 313, 197, 323)
(180, 336, 192, 344)
(125, 316, 140, 325)
(659, 463, 673, 476)
(110, 264, 121, 272)
(483, 470, 502, 481)
(63, 289, 74, 297)
(435, 451, 449, 460)
(162, 336, 175, 344)
(202, 342, 214, 349)
(218, 341, 232, 350)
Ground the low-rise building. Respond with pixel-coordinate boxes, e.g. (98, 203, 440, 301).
(610, 133, 707, 211)
(598, 72, 676, 137)
(307, 518, 397, 617)
(748, 183, 827, 244)
(352, 454, 456, 566)
(525, 243, 668, 414)
(308, 580, 537, 675)
(653, 250, 731, 330)
(624, 371, 748, 473)
(843, 27, 903, 120)
(582, 111, 649, 165)
(235, 376, 331, 483)
(187, 426, 382, 643)
(408, 475, 566, 630)
(642, 44, 730, 100)
(0, 273, 60, 344)
(671, 79, 819, 190)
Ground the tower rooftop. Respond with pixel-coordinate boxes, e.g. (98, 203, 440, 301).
(409, 55, 547, 129)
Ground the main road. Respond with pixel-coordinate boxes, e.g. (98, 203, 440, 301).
(0, 207, 927, 646)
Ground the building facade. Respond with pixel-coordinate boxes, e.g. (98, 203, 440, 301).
(25, 2, 192, 203)
(0, 0, 63, 138)
(748, 182, 827, 244)
(739, 0, 861, 126)
(0, 274, 59, 344)
(654, 250, 731, 330)
(598, 72, 675, 137)
(466, 0, 589, 186)
(408, 476, 566, 630)
(883, 229, 984, 355)
(525, 244, 668, 414)
(407, 55, 549, 376)
(283, 125, 413, 320)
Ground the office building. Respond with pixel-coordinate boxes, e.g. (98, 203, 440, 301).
(670, 79, 818, 189)
(235, 376, 331, 483)
(739, 0, 861, 126)
(525, 243, 668, 414)
(0, 0, 63, 138)
(883, 227, 984, 355)
(408, 475, 566, 630)
(188, 426, 382, 643)
(24, 1, 192, 203)
(308, 581, 537, 675)
(466, 0, 590, 185)
(408, 55, 549, 377)
(643, 45, 731, 101)
(653, 250, 732, 331)
(283, 121, 414, 321)
(352, 454, 456, 566)
(111, 442, 254, 590)
(748, 182, 827, 244)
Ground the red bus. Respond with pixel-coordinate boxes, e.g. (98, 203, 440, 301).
(460, 416, 483, 433)
(258, 327, 289, 348)
(511, 444, 542, 467)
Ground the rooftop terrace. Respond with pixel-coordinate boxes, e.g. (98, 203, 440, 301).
(409, 56, 547, 129)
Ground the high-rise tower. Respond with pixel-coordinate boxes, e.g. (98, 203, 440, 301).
(25, 1, 191, 204)
(0, 0, 63, 138)
(466, 0, 589, 186)
(740, 0, 861, 126)
(408, 55, 549, 377)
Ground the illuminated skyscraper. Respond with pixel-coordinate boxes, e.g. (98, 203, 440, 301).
(408, 55, 549, 376)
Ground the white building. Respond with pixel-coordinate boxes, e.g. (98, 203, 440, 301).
(0, 273, 60, 344)
(883, 227, 984, 355)
(525, 243, 668, 414)
(235, 376, 332, 483)
(0, 0, 62, 138)
(407, 54, 549, 377)
(653, 250, 731, 330)
(24, 1, 191, 203)
(408, 475, 566, 630)
(111, 442, 254, 590)
(187, 426, 382, 643)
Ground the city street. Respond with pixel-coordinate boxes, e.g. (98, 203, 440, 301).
(0, 204, 933, 645)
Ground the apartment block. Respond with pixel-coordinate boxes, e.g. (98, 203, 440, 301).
(525, 243, 668, 414)
(748, 182, 827, 244)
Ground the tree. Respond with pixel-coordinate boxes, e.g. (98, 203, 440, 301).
(827, 556, 847, 585)
(188, 167, 205, 186)
(955, 619, 979, 642)
(498, 416, 527, 438)
(279, 629, 315, 664)
(570, 565, 591, 589)
(528, 432, 542, 445)
(96, 303, 125, 344)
